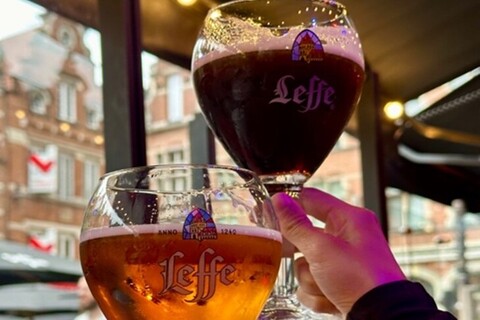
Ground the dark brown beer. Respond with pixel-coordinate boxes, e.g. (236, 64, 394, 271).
(193, 50, 364, 177)
(80, 225, 282, 320)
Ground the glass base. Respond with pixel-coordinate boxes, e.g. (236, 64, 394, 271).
(258, 295, 305, 319)
(259, 295, 340, 320)
(302, 308, 342, 320)
(260, 173, 309, 195)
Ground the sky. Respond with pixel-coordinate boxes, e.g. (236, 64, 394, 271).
(0, 0, 44, 40)
(0, 0, 157, 87)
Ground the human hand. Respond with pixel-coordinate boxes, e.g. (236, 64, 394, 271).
(271, 187, 406, 316)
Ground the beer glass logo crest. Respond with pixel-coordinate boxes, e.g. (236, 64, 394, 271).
(292, 29, 325, 63)
(269, 29, 336, 112)
(183, 208, 218, 241)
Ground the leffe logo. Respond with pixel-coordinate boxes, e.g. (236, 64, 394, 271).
(269, 29, 336, 112)
(157, 248, 235, 303)
(150, 208, 234, 303)
(269, 75, 336, 112)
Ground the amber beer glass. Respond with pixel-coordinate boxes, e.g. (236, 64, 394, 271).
(192, 0, 364, 318)
(79, 165, 282, 320)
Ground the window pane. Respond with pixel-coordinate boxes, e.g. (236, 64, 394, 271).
(84, 159, 100, 198)
(387, 189, 403, 231)
(166, 73, 184, 122)
(29, 90, 49, 114)
(58, 153, 74, 199)
(58, 81, 77, 122)
(58, 232, 76, 259)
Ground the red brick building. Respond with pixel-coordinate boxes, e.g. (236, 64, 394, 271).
(0, 13, 104, 259)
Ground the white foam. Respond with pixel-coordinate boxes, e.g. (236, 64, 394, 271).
(80, 223, 283, 243)
(193, 25, 364, 70)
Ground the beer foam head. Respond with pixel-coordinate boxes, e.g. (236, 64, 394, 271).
(80, 224, 282, 243)
(193, 25, 364, 70)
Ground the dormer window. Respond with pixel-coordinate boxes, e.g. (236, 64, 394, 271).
(86, 107, 101, 130)
(29, 90, 50, 115)
(57, 25, 76, 50)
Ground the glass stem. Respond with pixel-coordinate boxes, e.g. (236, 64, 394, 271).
(259, 181, 309, 319)
(264, 182, 303, 298)
(274, 256, 296, 297)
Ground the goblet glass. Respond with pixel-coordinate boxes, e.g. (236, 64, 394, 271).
(79, 164, 282, 320)
(192, 0, 365, 318)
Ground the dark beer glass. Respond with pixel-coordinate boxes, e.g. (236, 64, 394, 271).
(79, 165, 282, 320)
(192, 1, 364, 319)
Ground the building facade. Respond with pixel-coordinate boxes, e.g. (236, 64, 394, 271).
(0, 13, 104, 259)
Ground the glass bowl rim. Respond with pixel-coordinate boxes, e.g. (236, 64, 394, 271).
(99, 163, 260, 184)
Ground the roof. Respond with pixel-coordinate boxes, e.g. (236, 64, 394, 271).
(0, 25, 101, 110)
(0, 30, 66, 90)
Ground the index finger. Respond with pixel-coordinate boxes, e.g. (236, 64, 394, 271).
(299, 187, 362, 223)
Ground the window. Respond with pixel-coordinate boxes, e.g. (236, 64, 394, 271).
(218, 171, 236, 187)
(408, 195, 428, 230)
(58, 153, 75, 199)
(168, 149, 184, 163)
(86, 108, 100, 130)
(309, 178, 345, 199)
(332, 132, 359, 151)
(215, 171, 236, 200)
(464, 212, 480, 227)
(386, 188, 429, 232)
(57, 25, 76, 50)
(57, 232, 76, 259)
(333, 133, 348, 150)
(84, 159, 100, 199)
(386, 188, 403, 232)
(157, 149, 187, 191)
(29, 90, 49, 114)
(58, 81, 77, 122)
(166, 73, 184, 122)
(158, 149, 186, 164)
(163, 171, 186, 192)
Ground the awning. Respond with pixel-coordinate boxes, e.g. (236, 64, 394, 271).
(0, 282, 78, 317)
(387, 75, 480, 212)
(0, 240, 82, 285)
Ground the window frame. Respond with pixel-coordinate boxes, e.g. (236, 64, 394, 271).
(57, 79, 78, 123)
(166, 73, 184, 123)
(57, 152, 75, 199)
(83, 158, 100, 199)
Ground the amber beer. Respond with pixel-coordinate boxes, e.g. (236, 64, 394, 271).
(80, 224, 282, 320)
(193, 36, 365, 178)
